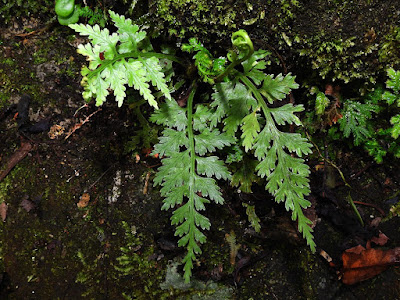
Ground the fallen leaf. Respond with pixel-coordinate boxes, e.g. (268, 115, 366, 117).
(77, 193, 90, 208)
(370, 232, 389, 246)
(20, 195, 36, 212)
(0, 202, 8, 221)
(341, 246, 400, 285)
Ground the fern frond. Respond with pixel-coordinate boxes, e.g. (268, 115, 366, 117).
(211, 61, 316, 251)
(383, 68, 400, 138)
(338, 100, 377, 145)
(210, 82, 257, 135)
(70, 11, 173, 108)
(260, 73, 299, 103)
(391, 115, 400, 139)
(153, 88, 233, 282)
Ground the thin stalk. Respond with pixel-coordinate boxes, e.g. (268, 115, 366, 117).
(185, 83, 198, 283)
(305, 130, 364, 226)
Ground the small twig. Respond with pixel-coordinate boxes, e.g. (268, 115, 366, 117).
(64, 108, 102, 140)
(353, 200, 385, 217)
(84, 164, 115, 192)
(73, 104, 89, 117)
(143, 171, 151, 195)
(14, 25, 50, 38)
(0, 141, 33, 182)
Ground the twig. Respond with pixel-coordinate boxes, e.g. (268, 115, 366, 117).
(84, 164, 115, 192)
(64, 108, 102, 140)
(0, 141, 33, 182)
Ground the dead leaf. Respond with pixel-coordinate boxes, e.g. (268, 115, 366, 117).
(0, 202, 8, 221)
(341, 246, 400, 285)
(370, 232, 389, 246)
(77, 193, 90, 208)
(20, 195, 36, 212)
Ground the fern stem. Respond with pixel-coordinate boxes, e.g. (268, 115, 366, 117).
(214, 30, 254, 83)
(239, 74, 272, 118)
(185, 82, 198, 282)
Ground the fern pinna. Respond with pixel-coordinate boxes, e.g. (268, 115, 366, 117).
(70, 11, 315, 282)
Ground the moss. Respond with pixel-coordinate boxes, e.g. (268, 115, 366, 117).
(0, 0, 54, 24)
(146, 0, 243, 48)
(147, 0, 400, 89)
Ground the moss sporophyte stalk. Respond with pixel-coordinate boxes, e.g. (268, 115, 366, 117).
(70, 10, 315, 282)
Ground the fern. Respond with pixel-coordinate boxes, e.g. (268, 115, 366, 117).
(338, 100, 377, 145)
(382, 68, 400, 139)
(211, 74, 315, 252)
(71, 12, 316, 282)
(242, 203, 261, 232)
(69, 10, 175, 108)
(151, 88, 234, 282)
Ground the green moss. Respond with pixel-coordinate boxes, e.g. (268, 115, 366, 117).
(148, 0, 241, 45)
(379, 26, 400, 67)
(0, 0, 54, 24)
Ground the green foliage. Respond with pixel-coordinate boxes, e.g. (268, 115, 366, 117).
(115, 221, 164, 299)
(55, 0, 80, 25)
(313, 68, 400, 163)
(71, 11, 315, 282)
(69, 11, 173, 108)
(382, 68, 400, 139)
(55, 0, 107, 26)
(154, 0, 238, 38)
(78, 5, 107, 27)
(182, 38, 227, 84)
(242, 203, 261, 232)
(338, 100, 377, 146)
(151, 90, 234, 282)
(160, 261, 234, 299)
(315, 92, 330, 115)
(379, 26, 400, 67)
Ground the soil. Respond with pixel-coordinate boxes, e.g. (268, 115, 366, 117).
(1, 17, 400, 300)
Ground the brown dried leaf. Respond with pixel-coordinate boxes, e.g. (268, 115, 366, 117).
(77, 193, 90, 208)
(341, 246, 400, 285)
(20, 195, 36, 212)
(0, 202, 8, 221)
(370, 232, 389, 246)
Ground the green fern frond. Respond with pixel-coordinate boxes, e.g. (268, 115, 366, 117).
(383, 68, 400, 138)
(338, 100, 377, 145)
(260, 73, 299, 103)
(69, 10, 173, 108)
(391, 115, 400, 139)
(152, 88, 234, 282)
(211, 54, 315, 251)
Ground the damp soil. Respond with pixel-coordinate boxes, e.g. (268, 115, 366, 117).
(1, 18, 400, 300)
